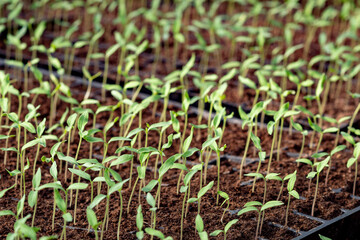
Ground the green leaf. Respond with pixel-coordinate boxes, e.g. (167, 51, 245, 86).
(195, 214, 204, 232)
(145, 228, 164, 239)
(182, 127, 194, 153)
(181, 54, 195, 79)
(63, 212, 73, 222)
(319, 234, 332, 240)
(86, 207, 98, 228)
(0, 210, 15, 217)
(307, 171, 317, 179)
(261, 200, 283, 212)
(109, 179, 129, 195)
(89, 194, 106, 209)
(323, 127, 338, 134)
(146, 193, 156, 208)
(184, 169, 198, 186)
(198, 181, 214, 199)
(34, 21, 46, 40)
(67, 183, 88, 190)
(106, 43, 121, 57)
(341, 131, 355, 145)
(109, 136, 131, 143)
(296, 158, 312, 166)
(244, 173, 264, 179)
(57, 153, 77, 166)
(266, 173, 282, 181)
(54, 190, 66, 213)
(354, 143, 360, 158)
(66, 113, 77, 129)
(136, 205, 143, 230)
(159, 154, 181, 178)
(239, 76, 256, 89)
(110, 154, 134, 167)
(37, 182, 63, 191)
(237, 206, 259, 215)
(202, 137, 219, 150)
(331, 145, 346, 156)
(187, 197, 198, 203)
(0, 185, 15, 198)
(347, 157, 357, 168)
(198, 231, 208, 240)
(68, 168, 91, 181)
(28, 190, 38, 208)
(50, 161, 58, 180)
(77, 112, 89, 133)
(22, 137, 39, 150)
(274, 102, 289, 122)
(33, 168, 41, 189)
(84, 135, 103, 143)
(289, 190, 300, 199)
(250, 132, 261, 150)
(210, 230, 223, 237)
(316, 74, 326, 98)
(142, 180, 158, 192)
(224, 219, 238, 233)
(308, 118, 322, 133)
(21, 122, 36, 134)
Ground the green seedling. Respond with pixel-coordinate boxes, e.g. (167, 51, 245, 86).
(325, 145, 346, 186)
(180, 166, 199, 240)
(210, 219, 238, 240)
(291, 119, 308, 163)
(188, 181, 214, 215)
(238, 200, 283, 239)
(297, 155, 329, 216)
(284, 171, 299, 226)
(346, 142, 360, 196)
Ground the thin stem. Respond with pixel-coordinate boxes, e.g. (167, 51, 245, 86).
(240, 124, 253, 180)
(311, 173, 320, 217)
(285, 195, 291, 227)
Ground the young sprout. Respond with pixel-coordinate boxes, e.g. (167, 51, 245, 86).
(1, 212, 39, 240)
(298, 155, 329, 216)
(209, 140, 226, 205)
(188, 181, 214, 215)
(286, 70, 314, 135)
(322, 116, 350, 148)
(308, 117, 338, 162)
(127, 146, 159, 214)
(276, 107, 300, 162)
(28, 168, 41, 227)
(346, 142, 360, 196)
(284, 171, 299, 227)
(82, 68, 102, 100)
(266, 102, 289, 173)
(238, 101, 266, 180)
(96, 169, 128, 239)
(347, 92, 360, 141)
(180, 166, 200, 240)
(210, 219, 238, 240)
(325, 145, 346, 186)
(200, 136, 219, 189)
(291, 119, 308, 163)
(217, 191, 230, 223)
(245, 172, 282, 206)
(237, 200, 283, 240)
(142, 153, 182, 208)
